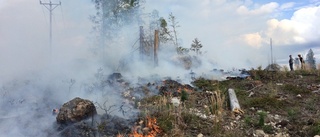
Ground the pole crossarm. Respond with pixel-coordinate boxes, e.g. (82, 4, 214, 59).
(40, 1, 61, 11)
(40, 0, 61, 60)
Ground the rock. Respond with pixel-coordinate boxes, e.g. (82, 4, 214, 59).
(197, 133, 204, 137)
(255, 129, 268, 137)
(296, 94, 302, 98)
(276, 120, 289, 128)
(248, 92, 254, 97)
(274, 132, 289, 137)
(57, 97, 97, 124)
(171, 97, 181, 107)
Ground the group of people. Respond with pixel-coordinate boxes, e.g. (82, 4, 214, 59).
(289, 54, 305, 71)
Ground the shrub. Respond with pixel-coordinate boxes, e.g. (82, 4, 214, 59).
(180, 90, 188, 102)
(257, 111, 267, 127)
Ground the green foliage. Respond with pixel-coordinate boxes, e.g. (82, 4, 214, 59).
(249, 69, 292, 81)
(159, 17, 172, 43)
(309, 122, 320, 136)
(262, 125, 274, 134)
(243, 97, 285, 110)
(257, 111, 267, 127)
(192, 78, 219, 91)
(282, 84, 311, 94)
(157, 114, 174, 133)
(244, 115, 253, 127)
(177, 46, 189, 55)
(180, 90, 189, 102)
(190, 38, 203, 55)
(287, 108, 299, 122)
(182, 112, 200, 125)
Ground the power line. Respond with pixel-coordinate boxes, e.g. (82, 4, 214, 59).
(40, 0, 61, 60)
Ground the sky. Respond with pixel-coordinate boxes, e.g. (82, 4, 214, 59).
(145, 0, 320, 69)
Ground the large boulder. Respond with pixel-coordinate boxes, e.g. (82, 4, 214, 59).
(57, 97, 97, 124)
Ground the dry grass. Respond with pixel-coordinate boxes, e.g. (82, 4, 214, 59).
(208, 90, 224, 118)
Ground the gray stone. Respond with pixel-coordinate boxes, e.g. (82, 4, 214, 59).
(56, 97, 97, 124)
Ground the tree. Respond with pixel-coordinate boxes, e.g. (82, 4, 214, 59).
(168, 12, 180, 52)
(177, 46, 189, 55)
(159, 17, 172, 43)
(90, 0, 143, 54)
(306, 49, 316, 69)
(190, 38, 203, 55)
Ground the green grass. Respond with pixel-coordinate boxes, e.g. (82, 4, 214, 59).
(281, 84, 311, 94)
(242, 96, 285, 110)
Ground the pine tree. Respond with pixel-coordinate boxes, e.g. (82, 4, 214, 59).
(306, 49, 316, 69)
(168, 13, 180, 52)
(190, 38, 203, 55)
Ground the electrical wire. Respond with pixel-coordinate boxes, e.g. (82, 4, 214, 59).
(40, 1, 49, 27)
(59, 1, 66, 30)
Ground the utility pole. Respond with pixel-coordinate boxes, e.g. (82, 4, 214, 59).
(40, 0, 61, 59)
(270, 38, 273, 64)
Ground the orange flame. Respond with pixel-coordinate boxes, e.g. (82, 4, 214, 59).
(128, 116, 161, 137)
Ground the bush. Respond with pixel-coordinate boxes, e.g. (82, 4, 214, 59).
(180, 90, 188, 102)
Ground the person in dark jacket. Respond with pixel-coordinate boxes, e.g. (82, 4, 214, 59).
(298, 54, 305, 70)
(289, 55, 294, 71)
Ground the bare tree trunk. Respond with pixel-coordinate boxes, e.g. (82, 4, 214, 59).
(154, 30, 159, 67)
(228, 88, 244, 115)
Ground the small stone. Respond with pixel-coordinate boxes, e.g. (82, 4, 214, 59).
(255, 129, 267, 137)
(249, 92, 254, 97)
(197, 133, 204, 137)
(236, 115, 241, 120)
(274, 114, 280, 120)
(276, 120, 288, 128)
(138, 120, 144, 125)
(171, 97, 180, 107)
(297, 94, 302, 98)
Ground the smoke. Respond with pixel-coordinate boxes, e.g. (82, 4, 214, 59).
(3, 0, 306, 136)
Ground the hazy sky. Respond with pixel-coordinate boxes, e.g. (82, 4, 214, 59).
(145, 0, 320, 68)
(0, 0, 320, 72)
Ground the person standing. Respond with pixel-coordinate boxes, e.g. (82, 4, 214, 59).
(289, 55, 294, 71)
(298, 54, 305, 70)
